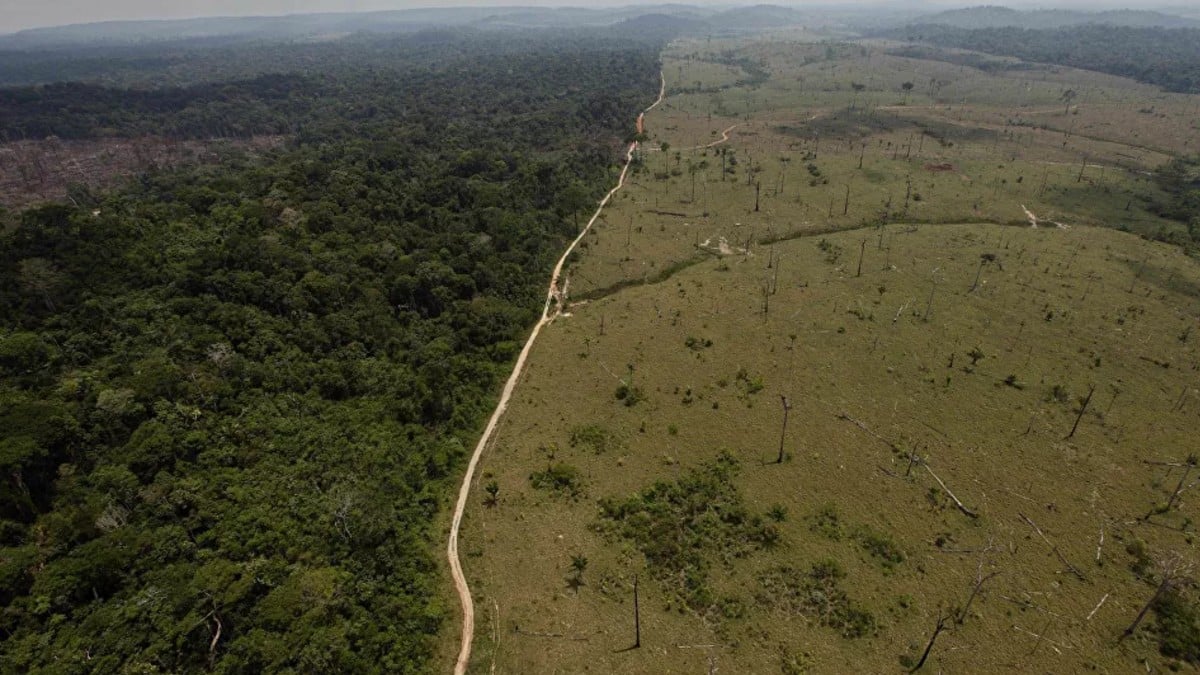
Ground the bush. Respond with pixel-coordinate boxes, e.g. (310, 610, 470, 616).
(614, 383, 645, 406)
(854, 527, 906, 570)
(529, 463, 583, 498)
(596, 451, 778, 612)
(569, 424, 616, 454)
(1155, 590, 1200, 664)
(756, 560, 878, 639)
(810, 504, 843, 540)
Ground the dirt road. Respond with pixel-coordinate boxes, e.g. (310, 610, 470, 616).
(690, 123, 741, 150)
(448, 70, 665, 675)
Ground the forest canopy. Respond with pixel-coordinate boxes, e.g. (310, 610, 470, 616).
(0, 29, 661, 672)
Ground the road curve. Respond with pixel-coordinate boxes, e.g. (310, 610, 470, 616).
(448, 70, 665, 675)
(690, 123, 741, 150)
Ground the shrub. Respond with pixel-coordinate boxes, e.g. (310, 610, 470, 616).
(1155, 589, 1200, 664)
(569, 424, 616, 454)
(595, 452, 778, 612)
(614, 383, 645, 406)
(756, 560, 878, 639)
(810, 504, 843, 540)
(530, 463, 583, 498)
(854, 527, 905, 570)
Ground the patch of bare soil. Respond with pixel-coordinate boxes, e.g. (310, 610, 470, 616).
(0, 135, 285, 210)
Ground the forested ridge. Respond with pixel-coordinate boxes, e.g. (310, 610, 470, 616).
(0, 31, 660, 672)
(886, 24, 1200, 93)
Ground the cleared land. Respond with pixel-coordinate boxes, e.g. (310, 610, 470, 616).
(453, 33, 1200, 674)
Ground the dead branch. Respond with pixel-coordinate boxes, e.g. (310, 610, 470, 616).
(836, 411, 903, 454)
(926, 463, 979, 519)
(1086, 593, 1109, 621)
(676, 644, 727, 649)
(514, 628, 591, 641)
(999, 595, 1068, 619)
(1019, 512, 1086, 581)
(1014, 622, 1068, 655)
(959, 570, 1001, 624)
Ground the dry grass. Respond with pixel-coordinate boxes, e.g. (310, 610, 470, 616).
(449, 33, 1200, 674)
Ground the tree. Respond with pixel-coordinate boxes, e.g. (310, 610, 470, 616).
(561, 181, 594, 231)
(969, 253, 997, 293)
(850, 82, 866, 109)
(17, 257, 65, 311)
(1061, 89, 1077, 115)
(1121, 551, 1195, 641)
(776, 395, 792, 464)
(901, 81, 914, 104)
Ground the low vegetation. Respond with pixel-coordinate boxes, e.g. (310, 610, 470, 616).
(595, 452, 779, 612)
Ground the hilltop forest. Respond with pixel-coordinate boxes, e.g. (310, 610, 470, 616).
(0, 30, 660, 672)
(887, 24, 1200, 93)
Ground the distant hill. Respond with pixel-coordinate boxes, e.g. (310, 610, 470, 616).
(0, 7, 716, 48)
(913, 5, 1200, 30)
(605, 13, 714, 42)
(708, 4, 808, 30)
(886, 23, 1200, 93)
(0, 4, 820, 51)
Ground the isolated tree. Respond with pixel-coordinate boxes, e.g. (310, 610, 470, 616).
(850, 82, 866, 109)
(484, 480, 500, 507)
(1121, 551, 1194, 641)
(570, 554, 588, 579)
(1066, 385, 1096, 439)
(776, 395, 792, 464)
(631, 575, 642, 648)
(1061, 89, 1077, 115)
(969, 253, 997, 293)
(901, 81, 914, 104)
(567, 553, 589, 591)
(910, 615, 949, 672)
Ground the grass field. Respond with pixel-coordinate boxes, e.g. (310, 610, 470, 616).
(449, 32, 1200, 674)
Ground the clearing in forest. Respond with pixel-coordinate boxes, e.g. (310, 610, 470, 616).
(452, 30, 1200, 674)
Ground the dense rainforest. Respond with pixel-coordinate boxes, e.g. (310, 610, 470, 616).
(885, 24, 1200, 94)
(0, 29, 661, 672)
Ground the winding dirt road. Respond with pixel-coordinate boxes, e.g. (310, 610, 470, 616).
(448, 71, 665, 675)
(690, 123, 741, 150)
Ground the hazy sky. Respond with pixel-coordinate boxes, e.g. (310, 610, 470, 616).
(0, 0, 1173, 34)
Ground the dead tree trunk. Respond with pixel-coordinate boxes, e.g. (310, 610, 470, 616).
(970, 258, 986, 293)
(1121, 577, 1171, 641)
(856, 239, 866, 277)
(959, 571, 1001, 624)
(1164, 459, 1197, 513)
(1066, 385, 1095, 439)
(910, 616, 948, 672)
(633, 575, 642, 648)
(777, 396, 792, 464)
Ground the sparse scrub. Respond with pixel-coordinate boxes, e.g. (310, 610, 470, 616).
(569, 423, 618, 454)
(853, 527, 906, 571)
(756, 560, 878, 639)
(530, 462, 584, 499)
(810, 504, 844, 541)
(595, 452, 780, 612)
